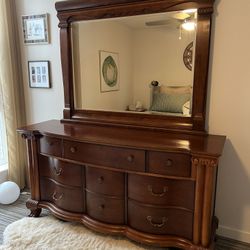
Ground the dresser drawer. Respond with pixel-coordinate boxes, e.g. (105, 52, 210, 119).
(128, 201, 193, 240)
(40, 178, 84, 213)
(128, 174, 195, 210)
(86, 167, 124, 196)
(86, 192, 124, 224)
(148, 151, 191, 177)
(63, 140, 145, 172)
(39, 136, 62, 157)
(39, 155, 82, 187)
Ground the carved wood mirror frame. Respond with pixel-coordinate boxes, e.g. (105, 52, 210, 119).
(56, 0, 214, 133)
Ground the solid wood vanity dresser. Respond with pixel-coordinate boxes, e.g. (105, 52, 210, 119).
(19, 120, 225, 250)
(18, 0, 225, 249)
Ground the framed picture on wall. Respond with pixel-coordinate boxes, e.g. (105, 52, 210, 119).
(22, 14, 49, 44)
(99, 51, 119, 92)
(28, 61, 51, 88)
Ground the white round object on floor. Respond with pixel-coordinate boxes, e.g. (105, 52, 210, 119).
(0, 181, 20, 205)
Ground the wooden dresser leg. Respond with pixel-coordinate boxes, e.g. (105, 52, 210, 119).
(26, 199, 42, 217)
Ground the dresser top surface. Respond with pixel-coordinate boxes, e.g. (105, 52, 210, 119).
(18, 120, 225, 157)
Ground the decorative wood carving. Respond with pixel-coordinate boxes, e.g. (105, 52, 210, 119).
(55, 0, 215, 133)
(17, 0, 225, 249)
(26, 199, 42, 217)
(17, 121, 225, 250)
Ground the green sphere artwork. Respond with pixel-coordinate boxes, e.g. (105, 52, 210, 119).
(102, 56, 118, 87)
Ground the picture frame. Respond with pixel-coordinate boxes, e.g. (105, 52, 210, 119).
(22, 14, 49, 44)
(28, 61, 51, 88)
(99, 51, 119, 92)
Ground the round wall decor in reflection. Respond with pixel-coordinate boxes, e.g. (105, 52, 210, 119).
(183, 42, 193, 71)
(102, 56, 118, 87)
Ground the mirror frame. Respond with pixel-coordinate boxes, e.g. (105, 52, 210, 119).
(56, 0, 215, 133)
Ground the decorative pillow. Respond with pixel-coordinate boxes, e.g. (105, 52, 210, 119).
(160, 85, 192, 94)
(150, 93, 190, 113)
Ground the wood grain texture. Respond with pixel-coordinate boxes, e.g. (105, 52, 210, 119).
(18, 120, 226, 157)
(39, 155, 83, 187)
(17, 0, 226, 249)
(18, 121, 225, 249)
(54, 0, 215, 132)
(1, 195, 247, 249)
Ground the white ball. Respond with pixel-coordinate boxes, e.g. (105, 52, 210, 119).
(0, 181, 20, 205)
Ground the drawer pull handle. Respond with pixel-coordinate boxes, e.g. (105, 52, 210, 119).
(147, 216, 168, 228)
(70, 147, 77, 153)
(166, 159, 173, 167)
(53, 167, 62, 176)
(99, 204, 105, 210)
(127, 155, 134, 163)
(98, 176, 104, 184)
(52, 191, 63, 201)
(148, 185, 168, 197)
(47, 141, 54, 146)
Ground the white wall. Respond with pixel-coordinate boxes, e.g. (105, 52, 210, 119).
(132, 28, 194, 108)
(15, 0, 250, 243)
(75, 20, 194, 111)
(75, 21, 133, 111)
(15, 0, 64, 124)
(208, 0, 250, 243)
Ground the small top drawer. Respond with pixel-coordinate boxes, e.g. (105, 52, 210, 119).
(39, 155, 82, 187)
(39, 136, 62, 157)
(148, 151, 191, 177)
(63, 140, 145, 172)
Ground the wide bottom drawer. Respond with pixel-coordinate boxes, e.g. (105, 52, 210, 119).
(40, 177, 84, 213)
(86, 191, 125, 224)
(128, 200, 193, 240)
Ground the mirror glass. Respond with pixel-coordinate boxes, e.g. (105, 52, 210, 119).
(72, 10, 197, 117)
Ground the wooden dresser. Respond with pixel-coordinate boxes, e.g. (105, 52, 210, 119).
(18, 0, 226, 249)
(19, 120, 225, 249)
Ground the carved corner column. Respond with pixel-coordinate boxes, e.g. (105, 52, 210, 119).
(22, 131, 42, 217)
(191, 155, 218, 249)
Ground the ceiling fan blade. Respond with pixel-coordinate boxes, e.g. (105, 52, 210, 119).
(172, 12, 190, 20)
(145, 20, 172, 26)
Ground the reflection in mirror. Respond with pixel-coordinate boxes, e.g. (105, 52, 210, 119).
(72, 10, 197, 117)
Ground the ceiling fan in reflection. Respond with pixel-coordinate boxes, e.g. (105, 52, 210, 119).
(145, 9, 197, 36)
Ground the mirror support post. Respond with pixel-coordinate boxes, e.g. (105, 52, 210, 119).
(192, 7, 213, 130)
(59, 20, 74, 119)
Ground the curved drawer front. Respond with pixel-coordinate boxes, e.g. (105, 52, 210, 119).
(39, 136, 62, 157)
(39, 155, 82, 187)
(40, 178, 84, 213)
(148, 151, 191, 177)
(63, 140, 145, 172)
(86, 192, 124, 224)
(86, 167, 124, 196)
(128, 201, 193, 240)
(128, 174, 195, 210)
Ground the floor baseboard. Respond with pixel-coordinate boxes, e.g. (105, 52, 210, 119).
(217, 225, 250, 244)
(216, 235, 250, 250)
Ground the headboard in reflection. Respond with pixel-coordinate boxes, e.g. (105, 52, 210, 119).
(72, 11, 197, 117)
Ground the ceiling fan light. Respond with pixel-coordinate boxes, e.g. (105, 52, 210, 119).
(182, 9, 197, 14)
(182, 21, 196, 31)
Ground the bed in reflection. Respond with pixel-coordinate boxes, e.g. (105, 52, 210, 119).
(149, 84, 192, 116)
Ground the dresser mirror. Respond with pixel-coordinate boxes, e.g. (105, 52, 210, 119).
(57, 0, 214, 132)
(71, 10, 197, 117)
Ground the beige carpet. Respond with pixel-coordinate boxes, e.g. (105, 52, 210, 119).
(0, 216, 161, 250)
